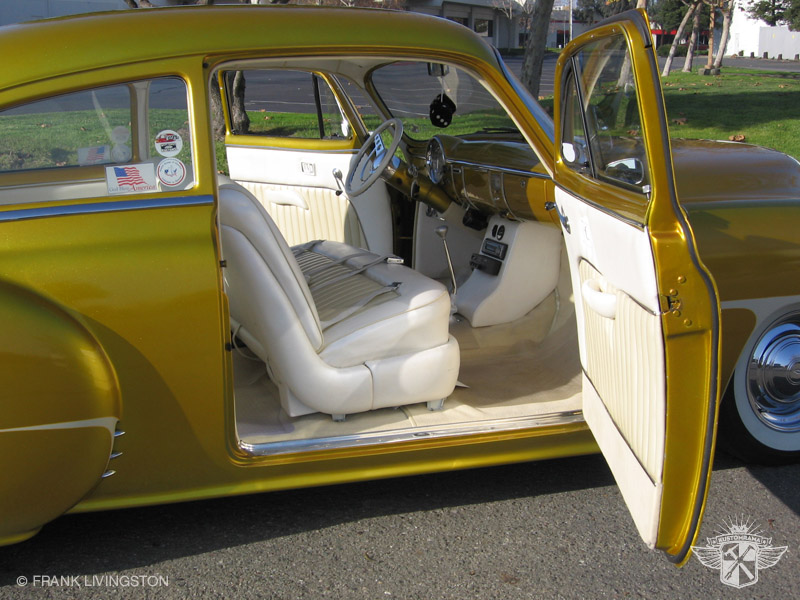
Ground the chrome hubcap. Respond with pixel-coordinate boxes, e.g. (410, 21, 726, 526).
(747, 317, 800, 432)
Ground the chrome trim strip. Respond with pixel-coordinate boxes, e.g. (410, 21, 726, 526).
(683, 198, 800, 211)
(0, 177, 105, 191)
(226, 144, 357, 155)
(0, 417, 118, 436)
(0, 195, 214, 223)
(556, 184, 645, 231)
(446, 158, 551, 180)
(239, 410, 585, 457)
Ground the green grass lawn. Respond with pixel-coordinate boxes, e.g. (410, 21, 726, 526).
(661, 68, 800, 158)
(538, 68, 799, 159)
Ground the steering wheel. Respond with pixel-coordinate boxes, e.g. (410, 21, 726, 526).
(345, 118, 404, 197)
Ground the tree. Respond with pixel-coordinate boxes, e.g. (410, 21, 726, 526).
(660, 1, 696, 75)
(703, 0, 719, 70)
(650, 0, 692, 30)
(713, 0, 735, 68)
(683, 1, 702, 71)
(748, 0, 800, 29)
(573, 0, 607, 24)
(520, 0, 557, 99)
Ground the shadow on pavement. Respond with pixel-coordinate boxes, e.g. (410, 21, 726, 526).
(0, 454, 614, 584)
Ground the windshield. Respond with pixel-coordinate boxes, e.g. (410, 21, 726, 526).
(369, 61, 524, 140)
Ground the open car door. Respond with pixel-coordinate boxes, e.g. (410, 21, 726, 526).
(552, 10, 721, 564)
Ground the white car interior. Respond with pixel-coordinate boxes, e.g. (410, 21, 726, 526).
(218, 57, 584, 455)
(219, 176, 460, 421)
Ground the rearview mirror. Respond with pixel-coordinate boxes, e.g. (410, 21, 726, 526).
(427, 63, 450, 77)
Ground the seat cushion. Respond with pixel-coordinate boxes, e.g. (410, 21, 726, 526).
(294, 241, 453, 368)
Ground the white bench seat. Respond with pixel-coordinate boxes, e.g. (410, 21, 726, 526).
(219, 178, 460, 420)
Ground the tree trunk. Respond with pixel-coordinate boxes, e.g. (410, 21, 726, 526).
(520, 0, 556, 99)
(683, 4, 702, 72)
(662, 1, 699, 76)
(209, 76, 226, 141)
(230, 71, 250, 135)
(713, 0, 734, 68)
(705, 0, 716, 70)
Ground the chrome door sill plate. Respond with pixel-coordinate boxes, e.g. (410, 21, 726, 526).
(239, 410, 585, 457)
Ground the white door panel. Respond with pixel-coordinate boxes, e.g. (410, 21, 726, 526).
(227, 145, 392, 254)
(557, 186, 666, 547)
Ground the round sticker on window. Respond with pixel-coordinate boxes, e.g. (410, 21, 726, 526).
(157, 158, 186, 187)
(111, 126, 131, 145)
(154, 129, 183, 158)
(111, 143, 132, 163)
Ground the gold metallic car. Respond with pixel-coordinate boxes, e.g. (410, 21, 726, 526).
(1, 6, 798, 563)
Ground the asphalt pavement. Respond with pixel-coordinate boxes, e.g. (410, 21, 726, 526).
(1, 450, 797, 599)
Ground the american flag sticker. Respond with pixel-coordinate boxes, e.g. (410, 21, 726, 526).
(78, 145, 111, 166)
(105, 163, 158, 194)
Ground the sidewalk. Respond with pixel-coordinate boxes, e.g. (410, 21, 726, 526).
(660, 55, 800, 73)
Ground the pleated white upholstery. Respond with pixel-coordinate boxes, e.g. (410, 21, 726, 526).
(579, 260, 665, 482)
(235, 180, 369, 250)
(219, 178, 460, 419)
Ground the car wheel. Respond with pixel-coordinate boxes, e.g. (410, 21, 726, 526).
(719, 311, 800, 464)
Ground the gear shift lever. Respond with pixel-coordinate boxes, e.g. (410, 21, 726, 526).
(435, 225, 457, 296)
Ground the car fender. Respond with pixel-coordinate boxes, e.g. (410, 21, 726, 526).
(0, 279, 121, 545)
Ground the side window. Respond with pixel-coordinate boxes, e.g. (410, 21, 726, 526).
(0, 77, 194, 204)
(226, 70, 349, 140)
(561, 35, 649, 191)
(0, 85, 132, 172)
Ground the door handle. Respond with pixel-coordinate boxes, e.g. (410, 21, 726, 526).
(582, 278, 617, 319)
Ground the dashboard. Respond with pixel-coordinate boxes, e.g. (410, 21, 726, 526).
(423, 135, 552, 222)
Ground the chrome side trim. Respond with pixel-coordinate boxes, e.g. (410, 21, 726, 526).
(0, 416, 118, 436)
(0, 195, 214, 223)
(683, 198, 800, 211)
(239, 410, 585, 457)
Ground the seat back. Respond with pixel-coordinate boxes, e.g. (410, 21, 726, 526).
(218, 178, 324, 353)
